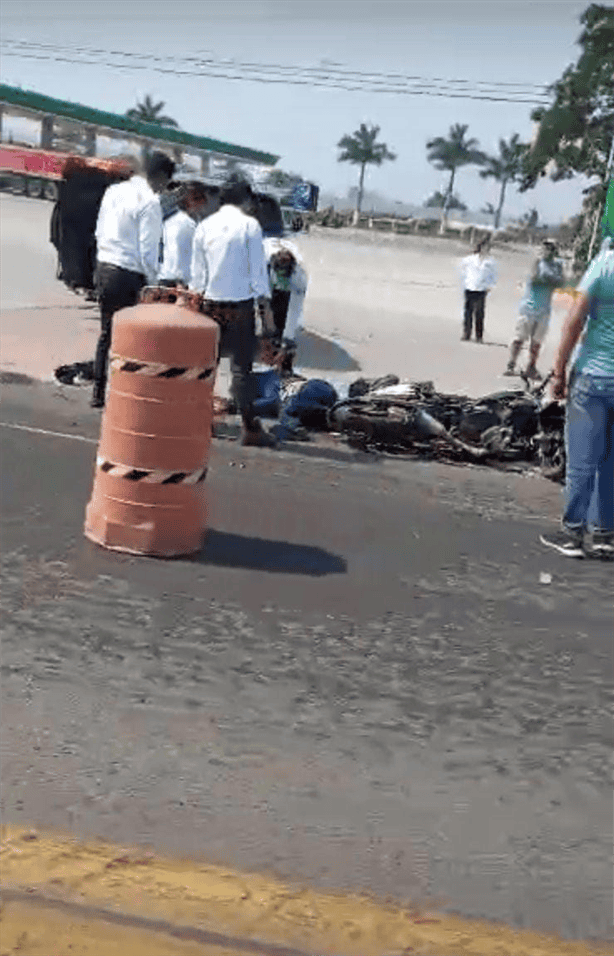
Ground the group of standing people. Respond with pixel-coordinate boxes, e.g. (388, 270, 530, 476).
(92, 152, 307, 447)
(460, 236, 564, 380)
(460, 228, 612, 558)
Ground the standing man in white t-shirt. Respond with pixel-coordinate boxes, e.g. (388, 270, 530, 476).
(92, 151, 175, 407)
(460, 239, 497, 343)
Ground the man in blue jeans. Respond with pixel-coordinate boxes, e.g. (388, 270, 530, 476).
(540, 230, 614, 558)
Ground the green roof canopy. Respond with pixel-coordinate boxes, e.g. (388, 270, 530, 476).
(0, 83, 279, 166)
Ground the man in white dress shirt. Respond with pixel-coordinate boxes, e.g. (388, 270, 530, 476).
(159, 181, 219, 287)
(91, 151, 175, 407)
(460, 239, 497, 343)
(190, 178, 277, 447)
(159, 198, 196, 288)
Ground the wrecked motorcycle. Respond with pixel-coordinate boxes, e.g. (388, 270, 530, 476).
(327, 374, 565, 480)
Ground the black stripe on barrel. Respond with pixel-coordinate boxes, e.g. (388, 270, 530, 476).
(161, 472, 187, 484)
(124, 469, 151, 481)
(122, 361, 146, 372)
(157, 367, 187, 379)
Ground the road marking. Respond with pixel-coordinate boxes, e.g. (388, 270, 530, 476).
(0, 421, 98, 443)
(1, 826, 610, 956)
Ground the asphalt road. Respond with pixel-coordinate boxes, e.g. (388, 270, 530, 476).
(1, 381, 612, 946)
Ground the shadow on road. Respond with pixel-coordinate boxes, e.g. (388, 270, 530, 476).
(197, 529, 347, 576)
(295, 330, 360, 371)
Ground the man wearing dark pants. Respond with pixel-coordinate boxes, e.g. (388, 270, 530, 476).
(91, 151, 175, 407)
(460, 239, 497, 342)
(263, 237, 308, 375)
(464, 289, 486, 341)
(190, 178, 277, 447)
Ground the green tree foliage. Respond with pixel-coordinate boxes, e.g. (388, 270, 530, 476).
(265, 169, 303, 189)
(426, 123, 486, 229)
(337, 123, 396, 213)
(522, 4, 614, 188)
(426, 190, 467, 211)
(126, 95, 179, 128)
(480, 134, 528, 228)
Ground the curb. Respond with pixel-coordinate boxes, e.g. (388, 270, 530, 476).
(1, 827, 611, 956)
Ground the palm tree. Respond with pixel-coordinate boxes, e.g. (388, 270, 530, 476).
(337, 123, 396, 214)
(426, 123, 486, 231)
(126, 95, 179, 128)
(480, 133, 527, 229)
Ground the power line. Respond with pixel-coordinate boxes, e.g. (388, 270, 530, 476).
(0, 38, 552, 105)
(2, 37, 552, 92)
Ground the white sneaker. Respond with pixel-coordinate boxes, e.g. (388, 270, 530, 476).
(591, 535, 614, 559)
(539, 529, 585, 558)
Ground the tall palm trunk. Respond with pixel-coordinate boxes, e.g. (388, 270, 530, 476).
(440, 166, 456, 233)
(495, 178, 508, 230)
(357, 161, 367, 213)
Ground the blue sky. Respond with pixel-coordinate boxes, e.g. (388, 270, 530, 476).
(0, 0, 594, 223)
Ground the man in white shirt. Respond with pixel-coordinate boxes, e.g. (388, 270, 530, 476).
(460, 239, 497, 343)
(91, 151, 175, 407)
(263, 236, 308, 374)
(190, 178, 277, 447)
(159, 181, 219, 287)
(159, 201, 196, 288)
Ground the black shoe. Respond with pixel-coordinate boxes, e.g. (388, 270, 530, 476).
(461, 334, 470, 341)
(241, 420, 277, 448)
(539, 529, 585, 558)
(90, 397, 105, 409)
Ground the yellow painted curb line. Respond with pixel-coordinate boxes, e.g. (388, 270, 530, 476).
(1, 826, 611, 956)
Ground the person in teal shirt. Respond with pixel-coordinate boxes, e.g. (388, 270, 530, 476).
(504, 239, 564, 379)
(540, 236, 614, 557)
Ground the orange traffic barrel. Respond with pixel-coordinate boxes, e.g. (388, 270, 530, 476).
(85, 289, 219, 557)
